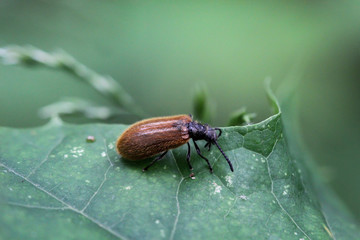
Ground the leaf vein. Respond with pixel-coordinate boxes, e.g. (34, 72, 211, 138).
(81, 138, 114, 212)
(6, 201, 69, 211)
(81, 165, 111, 213)
(265, 138, 312, 240)
(169, 151, 184, 240)
(0, 162, 128, 240)
(26, 133, 64, 178)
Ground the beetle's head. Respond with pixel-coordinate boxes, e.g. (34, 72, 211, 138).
(188, 121, 220, 142)
(204, 126, 218, 142)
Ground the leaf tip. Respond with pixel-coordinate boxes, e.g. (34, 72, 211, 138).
(264, 77, 281, 115)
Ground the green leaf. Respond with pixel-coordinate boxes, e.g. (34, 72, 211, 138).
(1, 93, 359, 240)
(192, 83, 213, 123)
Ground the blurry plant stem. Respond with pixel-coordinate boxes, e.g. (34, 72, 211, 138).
(38, 97, 128, 120)
(0, 45, 147, 118)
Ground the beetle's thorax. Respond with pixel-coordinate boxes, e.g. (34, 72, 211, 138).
(187, 121, 217, 142)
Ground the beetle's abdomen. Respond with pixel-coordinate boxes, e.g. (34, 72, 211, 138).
(116, 115, 192, 160)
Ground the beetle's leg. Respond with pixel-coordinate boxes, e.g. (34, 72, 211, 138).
(193, 139, 213, 173)
(186, 142, 193, 170)
(204, 142, 212, 151)
(143, 151, 168, 172)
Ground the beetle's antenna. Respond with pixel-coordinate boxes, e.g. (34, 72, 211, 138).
(214, 128, 222, 138)
(214, 141, 234, 172)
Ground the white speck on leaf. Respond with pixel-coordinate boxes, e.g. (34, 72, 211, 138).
(108, 143, 114, 149)
(225, 175, 233, 187)
(85, 180, 90, 183)
(283, 190, 288, 195)
(64, 154, 68, 158)
(125, 186, 132, 190)
(28, 195, 32, 199)
(155, 219, 160, 224)
(239, 195, 248, 200)
(212, 182, 222, 195)
(70, 147, 84, 156)
(294, 232, 298, 235)
(172, 174, 176, 178)
(9, 187, 13, 191)
(101, 152, 106, 157)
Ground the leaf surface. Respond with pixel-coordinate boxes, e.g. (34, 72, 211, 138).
(1, 97, 359, 240)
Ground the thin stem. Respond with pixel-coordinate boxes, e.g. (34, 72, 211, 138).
(0, 45, 147, 118)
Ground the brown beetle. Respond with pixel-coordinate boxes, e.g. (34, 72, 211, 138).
(116, 114, 233, 173)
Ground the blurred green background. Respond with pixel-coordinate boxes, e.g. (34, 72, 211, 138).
(1, 1, 359, 220)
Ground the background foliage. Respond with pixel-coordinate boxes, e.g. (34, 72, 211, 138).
(0, 0, 359, 223)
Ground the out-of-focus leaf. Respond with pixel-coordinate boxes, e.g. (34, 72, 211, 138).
(192, 84, 213, 123)
(227, 107, 257, 126)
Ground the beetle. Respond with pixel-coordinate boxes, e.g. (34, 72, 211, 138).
(116, 114, 233, 173)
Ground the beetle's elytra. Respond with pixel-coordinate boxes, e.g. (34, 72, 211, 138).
(116, 114, 233, 173)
